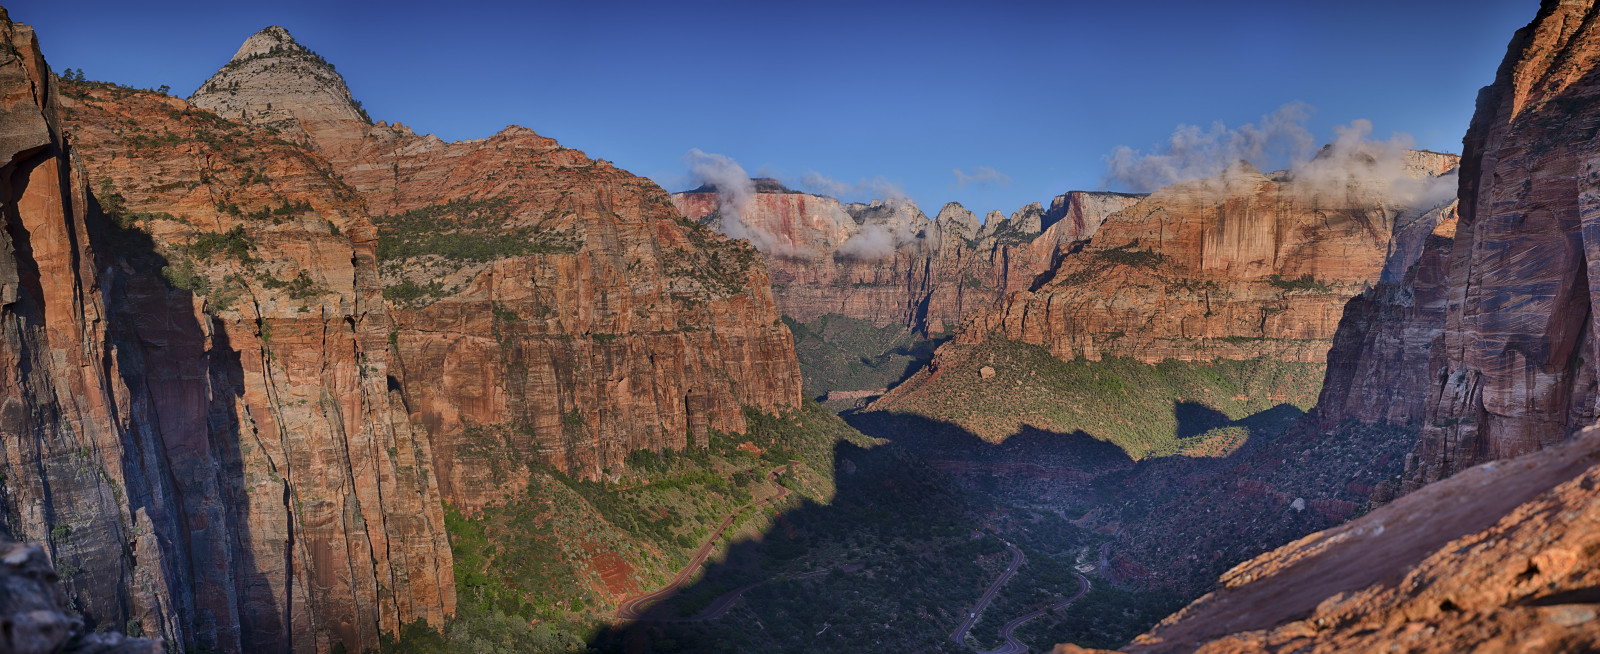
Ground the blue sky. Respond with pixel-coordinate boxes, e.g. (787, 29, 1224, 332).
(13, 0, 1538, 216)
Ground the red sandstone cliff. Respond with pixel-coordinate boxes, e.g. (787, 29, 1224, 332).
(1312, 0, 1600, 486)
(0, 15, 806, 654)
(1409, 0, 1600, 482)
(672, 185, 1141, 334)
(0, 12, 456, 654)
(187, 28, 803, 510)
(947, 153, 1458, 366)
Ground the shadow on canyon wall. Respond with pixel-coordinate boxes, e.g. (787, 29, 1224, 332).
(0, 137, 279, 649)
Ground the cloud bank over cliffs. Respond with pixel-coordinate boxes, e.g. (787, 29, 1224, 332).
(1104, 102, 1457, 209)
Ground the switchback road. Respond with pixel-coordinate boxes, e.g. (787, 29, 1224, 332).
(975, 572, 1091, 654)
(950, 541, 1025, 646)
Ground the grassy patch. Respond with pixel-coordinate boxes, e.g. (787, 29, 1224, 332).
(870, 339, 1323, 459)
(374, 198, 580, 263)
(1267, 273, 1332, 294)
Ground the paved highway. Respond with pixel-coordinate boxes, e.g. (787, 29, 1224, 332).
(615, 468, 788, 621)
(975, 572, 1091, 654)
(950, 541, 1025, 646)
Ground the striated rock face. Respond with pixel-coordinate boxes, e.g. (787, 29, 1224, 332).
(1313, 202, 1457, 430)
(1406, 0, 1600, 483)
(671, 185, 1141, 334)
(1071, 4, 1600, 652)
(951, 154, 1458, 365)
(58, 79, 457, 653)
(190, 28, 802, 508)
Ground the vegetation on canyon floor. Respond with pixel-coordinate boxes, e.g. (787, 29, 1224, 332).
(874, 338, 1325, 459)
(783, 314, 949, 406)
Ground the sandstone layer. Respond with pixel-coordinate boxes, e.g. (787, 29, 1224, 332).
(672, 184, 1142, 334)
(191, 28, 803, 509)
(948, 154, 1458, 366)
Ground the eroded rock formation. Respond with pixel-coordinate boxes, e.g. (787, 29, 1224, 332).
(1066, 2, 1600, 651)
(672, 182, 1142, 334)
(0, 14, 806, 654)
(190, 27, 803, 509)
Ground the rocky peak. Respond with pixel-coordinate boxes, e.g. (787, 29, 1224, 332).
(229, 25, 297, 60)
(188, 25, 368, 148)
(935, 202, 980, 242)
(1008, 201, 1045, 234)
(977, 209, 1008, 239)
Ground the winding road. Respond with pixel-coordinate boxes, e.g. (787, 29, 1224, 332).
(950, 542, 1025, 646)
(975, 572, 1091, 654)
(615, 468, 788, 621)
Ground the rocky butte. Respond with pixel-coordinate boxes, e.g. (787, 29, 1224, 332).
(0, 13, 805, 654)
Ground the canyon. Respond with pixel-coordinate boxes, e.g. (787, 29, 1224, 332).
(1056, 0, 1600, 650)
(2, 0, 1599, 652)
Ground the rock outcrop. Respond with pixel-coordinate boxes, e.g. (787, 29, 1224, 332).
(1312, 201, 1458, 431)
(191, 28, 803, 509)
(671, 183, 1141, 334)
(0, 540, 160, 653)
(1407, 0, 1600, 483)
(188, 26, 368, 148)
(1113, 425, 1600, 654)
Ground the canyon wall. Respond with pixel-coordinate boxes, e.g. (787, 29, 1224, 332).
(1311, 0, 1600, 486)
(1072, 3, 1600, 651)
(948, 154, 1458, 366)
(0, 15, 808, 654)
(1410, 0, 1600, 483)
(672, 184, 1142, 334)
(189, 28, 803, 510)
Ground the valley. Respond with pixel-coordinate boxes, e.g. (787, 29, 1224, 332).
(2, 2, 1598, 653)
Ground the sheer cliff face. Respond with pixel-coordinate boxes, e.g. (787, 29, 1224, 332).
(189, 28, 802, 508)
(1408, 0, 1600, 482)
(671, 187, 1142, 333)
(1314, 203, 1457, 430)
(2, 15, 454, 654)
(952, 156, 1458, 365)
